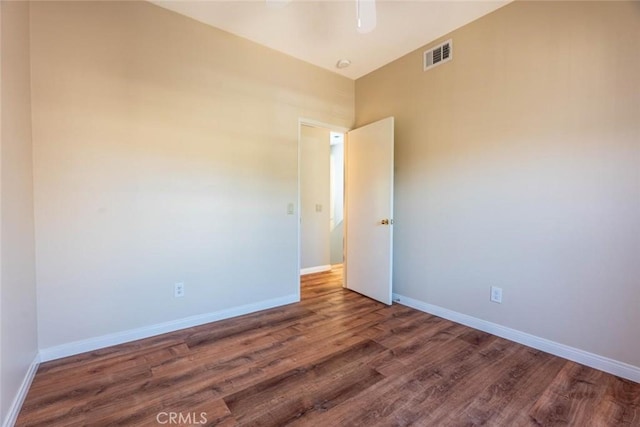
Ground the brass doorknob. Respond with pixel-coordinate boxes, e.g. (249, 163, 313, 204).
(381, 219, 389, 225)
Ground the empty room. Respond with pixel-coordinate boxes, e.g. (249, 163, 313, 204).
(1, 0, 639, 425)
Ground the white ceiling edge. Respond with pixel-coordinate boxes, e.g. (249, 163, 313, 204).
(151, 1, 512, 80)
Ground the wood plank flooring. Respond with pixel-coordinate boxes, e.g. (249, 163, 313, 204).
(17, 265, 640, 426)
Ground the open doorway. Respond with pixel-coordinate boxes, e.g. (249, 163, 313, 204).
(299, 122, 345, 289)
(298, 117, 394, 304)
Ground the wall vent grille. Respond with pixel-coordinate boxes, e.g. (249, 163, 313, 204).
(424, 39, 453, 71)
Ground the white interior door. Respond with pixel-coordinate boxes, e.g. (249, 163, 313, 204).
(345, 117, 394, 305)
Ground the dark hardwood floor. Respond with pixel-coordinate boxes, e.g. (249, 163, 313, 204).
(17, 265, 640, 426)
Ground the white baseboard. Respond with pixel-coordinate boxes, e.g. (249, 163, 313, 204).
(2, 353, 40, 427)
(393, 293, 640, 383)
(39, 293, 299, 362)
(300, 265, 332, 275)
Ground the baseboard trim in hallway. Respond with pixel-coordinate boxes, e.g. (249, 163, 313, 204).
(300, 265, 332, 275)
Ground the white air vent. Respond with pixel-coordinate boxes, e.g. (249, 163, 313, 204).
(424, 39, 453, 71)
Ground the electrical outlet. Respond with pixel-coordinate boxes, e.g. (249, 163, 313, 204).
(490, 286, 502, 304)
(174, 282, 185, 298)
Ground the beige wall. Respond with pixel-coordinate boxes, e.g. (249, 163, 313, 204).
(1, 0, 39, 422)
(300, 125, 331, 270)
(356, 1, 640, 367)
(30, 1, 354, 350)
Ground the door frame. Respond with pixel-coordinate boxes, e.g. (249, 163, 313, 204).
(297, 118, 350, 302)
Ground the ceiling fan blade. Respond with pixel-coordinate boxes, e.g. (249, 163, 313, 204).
(356, 0, 376, 34)
(266, 0, 292, 9)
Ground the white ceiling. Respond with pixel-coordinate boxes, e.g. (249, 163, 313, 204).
(152, 0, 511, 80)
